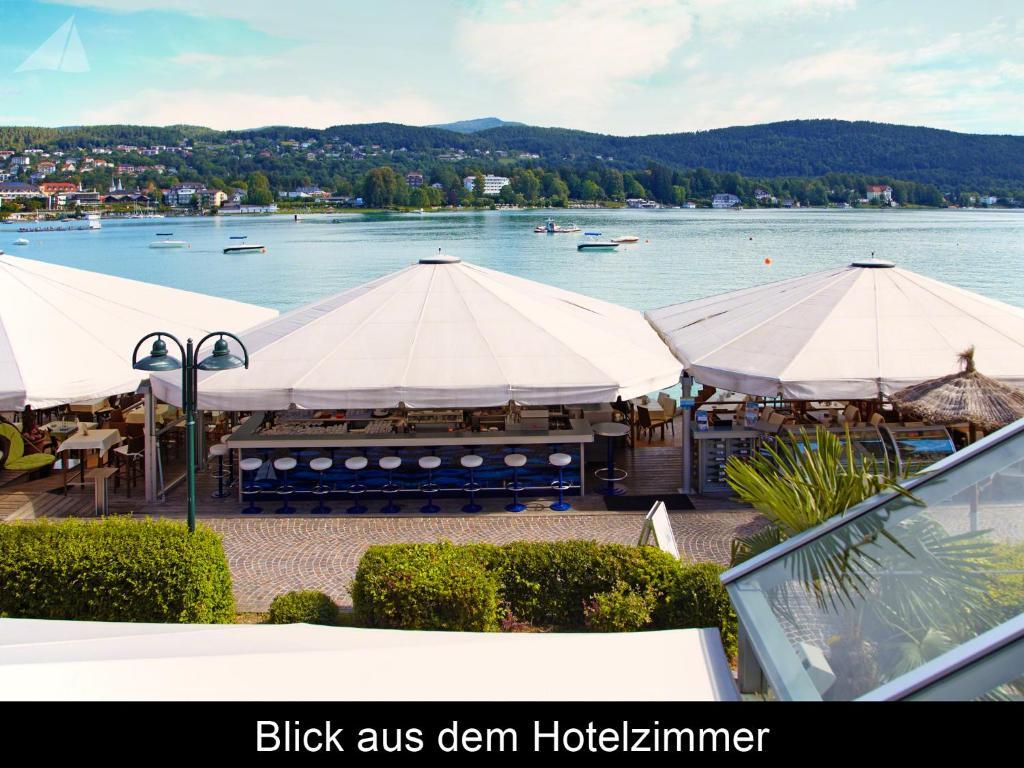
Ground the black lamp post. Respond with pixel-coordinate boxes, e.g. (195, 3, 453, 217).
(132, 331, 249, 533)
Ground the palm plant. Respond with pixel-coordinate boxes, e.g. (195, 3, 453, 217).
(727, 426, 913, 566)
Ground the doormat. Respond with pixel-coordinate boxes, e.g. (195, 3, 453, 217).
(603, 493, 695, 511)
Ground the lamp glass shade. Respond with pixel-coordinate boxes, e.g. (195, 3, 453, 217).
(134, 338, 182, 371)
(197, 337, 245, 371)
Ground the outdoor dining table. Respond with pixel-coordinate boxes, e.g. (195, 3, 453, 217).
(56, 428, 122, 494)
(68, 398, 109, 415)
(124, 403, 173, 424)
(44, 420, 98, 441)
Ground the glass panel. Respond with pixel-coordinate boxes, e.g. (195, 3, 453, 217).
(728, 426, 1024, 700)
(906, 637, 1024, 702)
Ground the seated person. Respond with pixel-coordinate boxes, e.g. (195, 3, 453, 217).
(20, 407, 49, 453)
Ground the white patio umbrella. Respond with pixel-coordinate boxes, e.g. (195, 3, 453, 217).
(0, 618, 737, 701)
(0, 253, 277, 410)
(645, 259, 1024, 400)
(151, 254, 682, 409)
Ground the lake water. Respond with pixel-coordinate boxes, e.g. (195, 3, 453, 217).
(3, 208, 1023, 313)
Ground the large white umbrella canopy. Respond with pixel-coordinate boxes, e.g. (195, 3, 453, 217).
(0, 254, 277, 410)
(0, 618, 737, 701)
(151, 255, 682, 409)
(645, 259, 1024, 400)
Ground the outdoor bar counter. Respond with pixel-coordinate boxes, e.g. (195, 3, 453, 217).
(225, 408, 596, 504)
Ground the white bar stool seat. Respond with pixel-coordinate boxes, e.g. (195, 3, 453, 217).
(379, 455, 402, 513)
(504, 453, 527, 512)
(460, 454, 484, 513)
(273, 456, 297, 514)
(344, 455, 369, 514)
(239, 457, 264, 514)
(309, 457, 333, 514)
(419, 455, 442, 514)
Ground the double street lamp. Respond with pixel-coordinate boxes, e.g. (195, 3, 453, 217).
(133, 331, 249, 533)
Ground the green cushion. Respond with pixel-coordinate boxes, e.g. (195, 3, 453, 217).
(5, 453, 55, 471)
(0, 423, 25, 462)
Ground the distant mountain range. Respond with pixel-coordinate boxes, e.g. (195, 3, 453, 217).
(428, 116, 524, 133)
(2, 118, 1023, 191)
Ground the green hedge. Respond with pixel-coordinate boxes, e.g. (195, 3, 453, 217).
(351, 541, 736, 653)
(268, 590, 340, 625)
(352, 542, 501, 631)
(0, 518, 234, 623)
(461, 541, 683, 627)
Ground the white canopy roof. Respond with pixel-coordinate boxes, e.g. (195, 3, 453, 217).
(0, 254, 277, 410)
(151, 257, 682, 409)
(645, 259, 1024, 400)
(0, 619, 737, 701)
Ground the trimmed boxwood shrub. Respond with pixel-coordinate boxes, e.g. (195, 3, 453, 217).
(461, 540, 682, 627)
(352, 542, 501, 631)
(0, 517, 234, 623)
(268, 590, 339, 625)
(352, 541, 737, 654)
(663, 561, 737, 657)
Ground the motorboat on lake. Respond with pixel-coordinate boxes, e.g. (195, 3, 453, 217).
(535, 218, 582, 233)
(577, 240, 620, 251)
(148, 240, 189, 249)
(223, 243, 267, 253)
(13, 238, 29, 246)
(611, 235, 640, 243)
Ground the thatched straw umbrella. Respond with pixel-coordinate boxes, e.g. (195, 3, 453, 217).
(891, 347, 1024, 531)
(891, 347, 1024, 440)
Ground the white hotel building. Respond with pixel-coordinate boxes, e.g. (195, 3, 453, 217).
(463, 174, 511, 196)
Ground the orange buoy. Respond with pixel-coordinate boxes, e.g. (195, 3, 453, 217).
(763, 257, 772, 265)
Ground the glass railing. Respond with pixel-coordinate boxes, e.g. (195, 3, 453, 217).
(724, 420, 1024, 700)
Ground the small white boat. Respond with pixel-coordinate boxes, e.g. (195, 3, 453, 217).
(223, 244, 266, 254)
(611, 235, 639, 244)
(13, 238, 29, 246)
(148, 240, 189, 249)
(577, 241, 620, 251)
(535, 218, 582, 233)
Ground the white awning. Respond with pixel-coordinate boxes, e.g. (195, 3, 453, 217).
(645, 259, 1024, 400)
(0, 254, 277, 410)
(151, 257, 682, 409)
(0, 618, 738, 701)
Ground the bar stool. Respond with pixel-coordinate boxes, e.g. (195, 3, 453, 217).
(460, 454, 483, 513)
(419, 455, 441, 514)
(504, 453, 527, 512)
(309, 456, 333, 514)
(239, 457, 264, 514)
(273, 456, 297, 514)
(344, 456, 368, 514)
(219, 434, 236, 489)
(379, 455, 402, 514)
(209, 443, 230, 499)
(592, 421, 629, 495)
(548, 452, 572, 511)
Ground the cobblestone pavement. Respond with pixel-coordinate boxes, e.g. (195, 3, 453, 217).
(205, 511, 767, 612)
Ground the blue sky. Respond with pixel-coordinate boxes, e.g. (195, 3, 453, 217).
(0, 0, 1022, 135)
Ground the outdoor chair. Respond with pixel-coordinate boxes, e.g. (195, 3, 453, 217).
(113, 435, 145, 497)
(842, 404, 861, 425)
(0, 421, 56, 474)
(636, 406, 668, 443)
(610, 399, 635, 449)
(657, 392, 678, 435)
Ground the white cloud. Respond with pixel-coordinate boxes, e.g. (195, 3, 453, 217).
(80, 88, 446, 129)
(455, 0, 693, 116)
